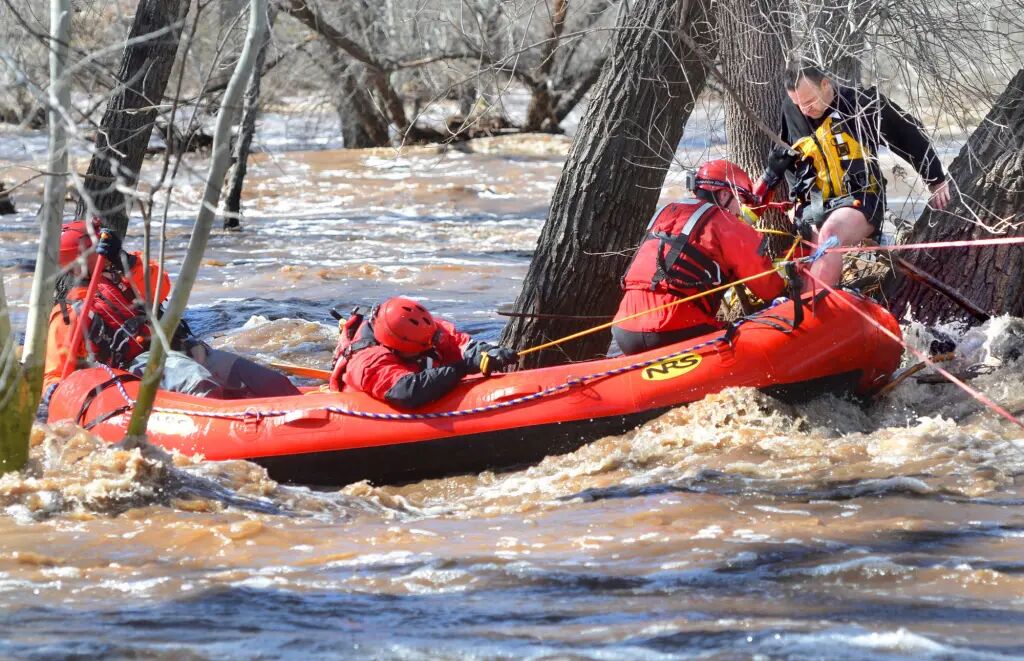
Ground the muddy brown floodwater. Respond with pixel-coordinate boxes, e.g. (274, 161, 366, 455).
(1, 134, 1023, 659)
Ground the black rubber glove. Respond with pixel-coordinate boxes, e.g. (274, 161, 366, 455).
(96, 229, 124, 272)
(481, 347, 518, 374)
(460, 341, 489, 375)
(762, 146, 799, 190)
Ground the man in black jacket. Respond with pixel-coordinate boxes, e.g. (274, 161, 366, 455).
(763, 62, 950, 288)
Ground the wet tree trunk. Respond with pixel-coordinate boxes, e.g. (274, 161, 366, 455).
(334, 59, 391, 148)
(1, 0, 70, 473)
(76, 0, 191, 238)
(223, 6, 277, 229)
(522, 0, 568, 133)
(0, 182, 14, 215)
(500, 0, 717, 367)
(717, 0, 788, 176)
(887, 69, 1024, 325)
(717, 0, 791, 254)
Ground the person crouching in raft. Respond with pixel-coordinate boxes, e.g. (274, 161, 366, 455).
(611, 160, 787, 355)
(43, 220, 300, 405)
(329, 297, 518, 409)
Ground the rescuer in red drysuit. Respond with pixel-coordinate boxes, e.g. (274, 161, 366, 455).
(42, 220, 299, 407)
(611, 159, 787, 355)
(329, 296, 518, 409)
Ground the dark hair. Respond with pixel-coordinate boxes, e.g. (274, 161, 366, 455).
(693, 188, 717, 204)
(784, 61, 829, 90)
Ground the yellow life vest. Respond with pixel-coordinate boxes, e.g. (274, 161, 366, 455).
(792, 114, 880, 200)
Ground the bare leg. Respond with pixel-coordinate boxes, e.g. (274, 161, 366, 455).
(803, 207, 874, 291)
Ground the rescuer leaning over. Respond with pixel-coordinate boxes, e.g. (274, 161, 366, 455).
(329, 296, 519, 409)
(611, 159, 787, 356)
(43, 220, 299, 408)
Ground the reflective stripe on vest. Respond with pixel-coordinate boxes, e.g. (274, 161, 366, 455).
(621, 201, 724, 316)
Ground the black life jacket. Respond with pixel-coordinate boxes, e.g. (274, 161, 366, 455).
(620, 201, 723, 316)
(60, 276, 150, 370)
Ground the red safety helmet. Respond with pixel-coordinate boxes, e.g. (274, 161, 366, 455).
(58, 218, 100, 269)
(373, 297, 438, 354)
(693, 160, 755, 204)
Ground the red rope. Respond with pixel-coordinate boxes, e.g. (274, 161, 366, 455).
(801, 270, 1024, 431)
(828, 235, 1024, 254)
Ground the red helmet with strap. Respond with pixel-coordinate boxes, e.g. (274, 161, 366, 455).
(59, 219, 101, 269)
(693, 160, 755, 204)
(373, 297, 438, 354)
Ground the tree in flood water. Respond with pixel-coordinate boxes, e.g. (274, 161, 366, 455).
(499, 0, 716, 367)
(1, 0, 69, 472)
(75, 0, 191, 238)
(888, 69, 1024, 324)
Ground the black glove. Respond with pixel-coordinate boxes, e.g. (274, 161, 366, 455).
(461, 342, 518, 375)
(480, 347, 518, 374)
(762, 146, 799, 190)
(460, 341, 487, 375)
(794, 218, 816, 241)
(96, 229, 124, 272)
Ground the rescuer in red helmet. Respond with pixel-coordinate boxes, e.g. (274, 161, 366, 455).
(611, 159, 787, 355)
(43, 220, 299, 405)
(329, 296, 519, 408)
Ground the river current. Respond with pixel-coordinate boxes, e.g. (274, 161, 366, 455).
(1, 122, 1023, 659)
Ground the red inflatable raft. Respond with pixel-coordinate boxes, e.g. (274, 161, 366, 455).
(47, 290, 903, 486)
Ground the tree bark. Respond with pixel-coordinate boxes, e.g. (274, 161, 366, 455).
(499, 0, 717, 368)
(887, 69, 1024, 325)
(716, 0, 791, 254)
(1, 0, 70, 473)
(76, 0, 191, 238)
(717, 0, 789, 177)
(0, 182, 14, 215)
(522, 0, 568, 133)
(223, 6, 277, 228)
(333, 59, 391, 148)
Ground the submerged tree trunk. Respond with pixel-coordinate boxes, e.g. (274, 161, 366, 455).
(126, 0, 268, 438)
(76, 0, 190, 237)
(887, 69, 1024, 324)
(500, 0, 717, 368)
(0, 182, 14, 215)
(1, 0, 70, 472)
(335, 60, 390, 148)
(224, 6, 277, 229)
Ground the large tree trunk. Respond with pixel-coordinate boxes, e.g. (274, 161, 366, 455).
(334, 60, 391, 148)
(887, 69, 1024, 325)
(1, 0, 70, 472)
(0, 182, 14, 215)
(500, 0, 716, 368)
(76, 0, 191, 238)
(223, 6, 277, 229)
(717, 0, 789, 176)
(717, 0, 791, 254)
(522, 0, 568, 133)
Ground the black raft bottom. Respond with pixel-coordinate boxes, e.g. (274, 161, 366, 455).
(256, 370, 864, 487)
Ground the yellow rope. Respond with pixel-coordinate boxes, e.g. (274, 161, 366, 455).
(516, 264, 787, 357)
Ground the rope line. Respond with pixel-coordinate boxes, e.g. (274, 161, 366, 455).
(828, 235, 1024, 255)
(95, 328, 754, 422)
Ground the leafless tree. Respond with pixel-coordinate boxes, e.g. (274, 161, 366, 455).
(500, 0, 717, 367)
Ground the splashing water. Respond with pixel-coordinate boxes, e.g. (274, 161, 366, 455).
(2, 138, 1023, 658)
